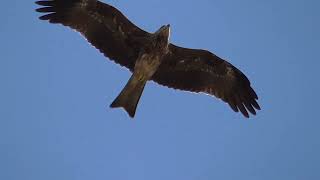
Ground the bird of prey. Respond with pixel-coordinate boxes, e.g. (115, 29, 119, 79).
(35, 0, 260, 118)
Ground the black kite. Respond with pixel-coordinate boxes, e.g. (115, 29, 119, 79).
(35, 0, 261, 118)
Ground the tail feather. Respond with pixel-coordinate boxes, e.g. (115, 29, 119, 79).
(110, 74, 146, 118)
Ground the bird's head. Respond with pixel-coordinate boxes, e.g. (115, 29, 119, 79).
(157, 24, 170, 37)
(154, 24, 170, 49)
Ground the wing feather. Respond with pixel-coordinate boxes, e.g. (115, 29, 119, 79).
(152, 44, 261, 118)
(35, 0, 150, 70)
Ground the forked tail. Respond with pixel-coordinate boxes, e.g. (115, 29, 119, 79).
(110, 74, 146, 118)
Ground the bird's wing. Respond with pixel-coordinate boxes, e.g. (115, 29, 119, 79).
(36, 0, 150, 70)
(152, 44, 260, 118)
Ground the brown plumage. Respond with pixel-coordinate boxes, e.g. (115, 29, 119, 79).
(35, 0, 261, 118)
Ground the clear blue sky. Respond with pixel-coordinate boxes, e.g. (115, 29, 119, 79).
(1, 0, 319, 179)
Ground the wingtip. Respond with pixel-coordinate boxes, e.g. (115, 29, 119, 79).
(252, 100, 261, 110)
(35, 1, 54, 6)
(38, 14, 53, 20)
(242, 111, 250, 118)
(35, 1, 45, 6)
(36, 7, 55, 13)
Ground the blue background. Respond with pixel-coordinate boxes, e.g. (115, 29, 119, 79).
(1, 0, 319, 179)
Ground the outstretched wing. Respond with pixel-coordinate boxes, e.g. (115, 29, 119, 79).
(35, 0, 150, 70)
(152, 44, 260, 118)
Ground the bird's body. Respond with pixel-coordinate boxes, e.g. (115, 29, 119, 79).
(36, 0, 261, 118)
(110, 25, 171, 117)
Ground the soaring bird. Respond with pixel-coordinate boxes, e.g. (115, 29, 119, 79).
(35, 0, 261, 118)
